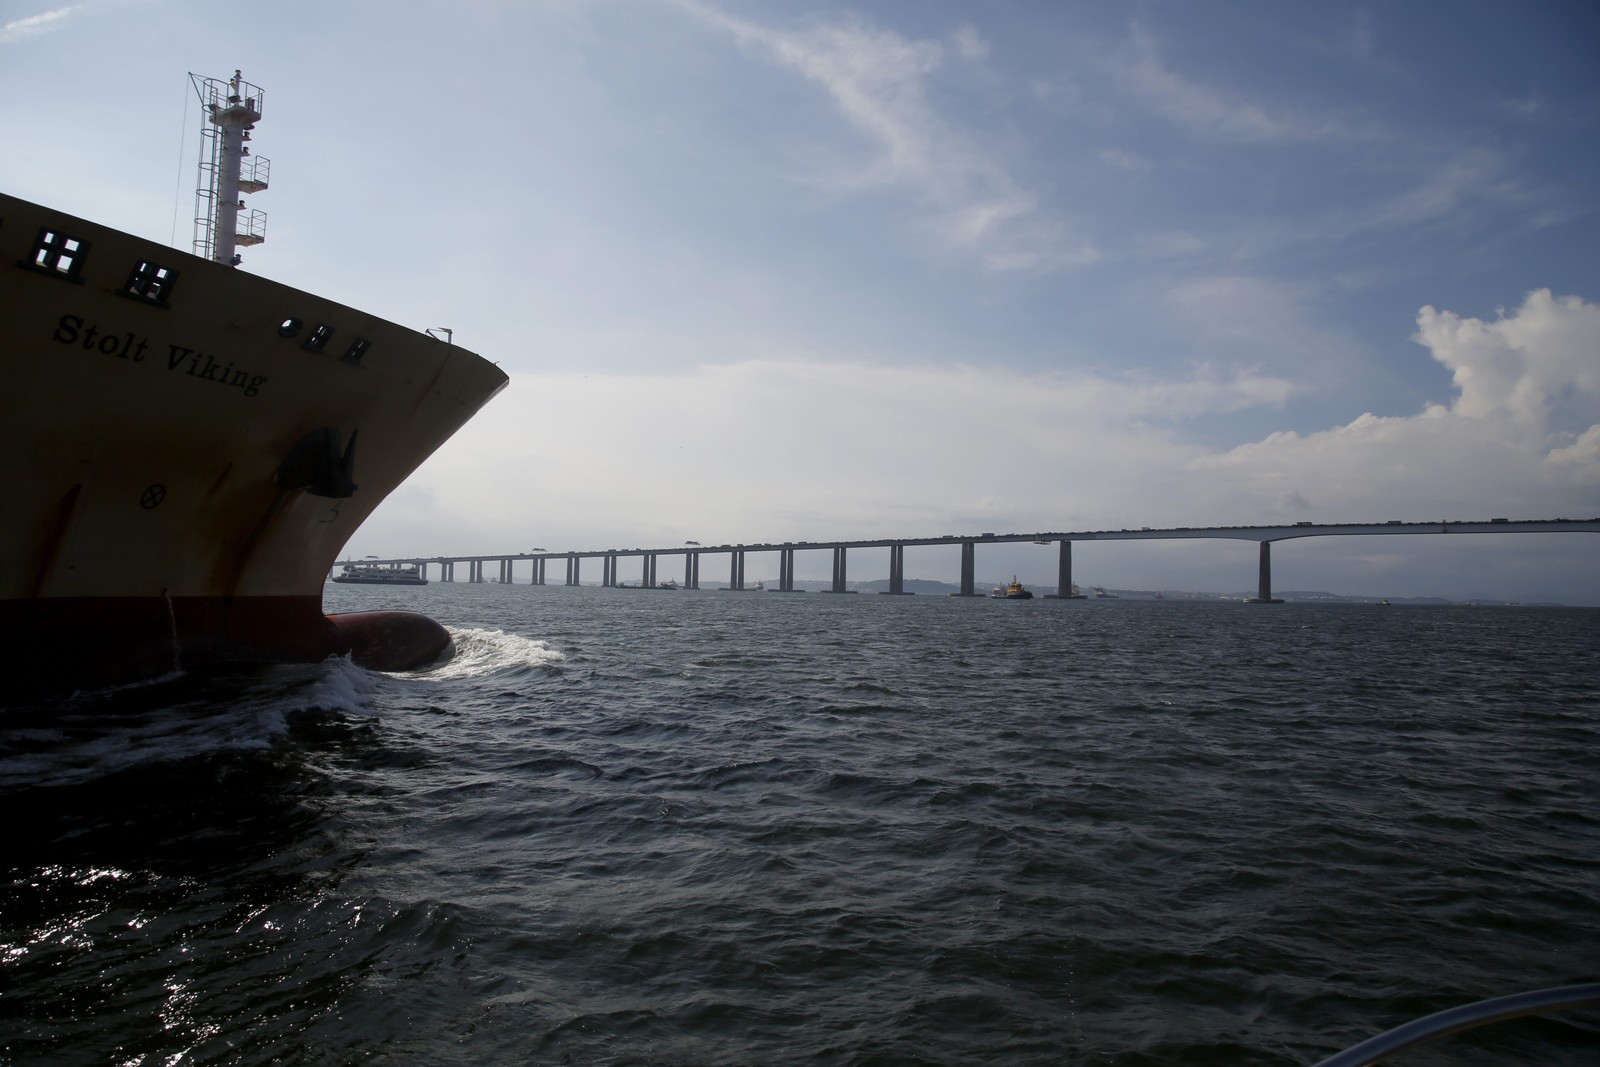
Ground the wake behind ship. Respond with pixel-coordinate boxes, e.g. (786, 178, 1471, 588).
(0, 71, 507, 695)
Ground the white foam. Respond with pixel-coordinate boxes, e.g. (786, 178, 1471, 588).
(404, 627, 566, 681)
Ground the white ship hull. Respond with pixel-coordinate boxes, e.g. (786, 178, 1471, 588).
(0, 192, 508, 692)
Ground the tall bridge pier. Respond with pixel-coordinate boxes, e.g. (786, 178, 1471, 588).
(724, 549, 749, 591)
(952, 541, 980, 596)
(774, 548, 803, 592)
(882, 544, 911, 594)
(1043, 540, 1086, 599)
(1247, 541, 1284, 603)
(825, 546, 858, 593)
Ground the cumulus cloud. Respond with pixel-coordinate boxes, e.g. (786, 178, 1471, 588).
(1416, 289, 1600, 436)
(1192, 290, 1600, 515)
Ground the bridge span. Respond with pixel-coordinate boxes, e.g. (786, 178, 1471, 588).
(338, 518, 1599, 602)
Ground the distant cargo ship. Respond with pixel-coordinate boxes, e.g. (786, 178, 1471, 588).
(0, 71, 507, 694)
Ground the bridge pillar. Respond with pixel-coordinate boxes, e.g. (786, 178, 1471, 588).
(531, 558, 544, 585)
(952, 541, 980, 596)
(1247, 541, 1284, 603)
(825, 545, 856, 593)
(566, 554, 580, 586)
(1044, 540, 1084, 598)
(686, 550, 699, 589)
(777, 548, 794, 591)
(883, 544, 911, 594)
(724, 549, 748, 590)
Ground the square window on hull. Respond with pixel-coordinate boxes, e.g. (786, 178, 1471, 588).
(20, 227, 89, 279)
(121, 260, 178, 305)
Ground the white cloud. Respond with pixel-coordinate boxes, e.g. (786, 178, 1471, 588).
(353, 290, 1598, 599)
(1191, 289, 1600, 514)
(673, 1, 1083, 273)
(1112, 24, 1312, 143)
(1417, 289, 1600, 437)
(950, 24, 989, 63)
(1, 5, 78, 43)
(364, 355, 1292, 557)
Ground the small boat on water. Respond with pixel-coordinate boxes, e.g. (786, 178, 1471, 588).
(991, 576, 1033, 599)
(332, 563, 427, 585)
(1093, 586, 1118, 599)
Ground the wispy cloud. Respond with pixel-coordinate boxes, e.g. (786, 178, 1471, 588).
(1111, 23, 1322, 144)
(672, 1, 1090, 272)
(1, 5, 79, 43)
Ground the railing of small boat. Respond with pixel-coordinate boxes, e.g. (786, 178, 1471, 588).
(1307, 982, 1600, 1066)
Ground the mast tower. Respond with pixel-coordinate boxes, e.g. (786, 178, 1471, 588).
(191, 70, 269, 265)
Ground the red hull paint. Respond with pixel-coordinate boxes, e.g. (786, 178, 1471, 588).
(0, 598, 451, 695)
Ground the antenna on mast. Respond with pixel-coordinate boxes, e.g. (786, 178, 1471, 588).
(190, 69, 270, 266)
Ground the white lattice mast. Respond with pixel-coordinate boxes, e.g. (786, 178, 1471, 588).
(191, 70, 269, 265)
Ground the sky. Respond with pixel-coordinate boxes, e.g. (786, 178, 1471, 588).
(4, 0, 1599, 602)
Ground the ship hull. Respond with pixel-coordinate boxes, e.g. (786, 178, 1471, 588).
(0, 596, 450, 690)
(1, 192, 507, 694)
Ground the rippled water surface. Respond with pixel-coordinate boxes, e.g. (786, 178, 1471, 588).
(3, 585, 1597, 1065)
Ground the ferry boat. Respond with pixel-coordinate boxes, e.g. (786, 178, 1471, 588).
(991, 576, 1033, 599)
(332, 563, 428, 586)
(0, 71, 508, 694)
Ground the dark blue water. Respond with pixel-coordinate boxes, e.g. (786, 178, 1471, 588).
(3, 586, 1597, 1065)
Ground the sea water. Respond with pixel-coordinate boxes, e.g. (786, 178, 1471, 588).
(2, 584, 1596, 1065)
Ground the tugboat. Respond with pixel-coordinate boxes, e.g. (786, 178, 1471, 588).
(0, 70, 508, 694)
(991, 576, 1034, 599)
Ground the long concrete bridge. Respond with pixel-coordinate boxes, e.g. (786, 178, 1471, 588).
(337, 518, 1599, 602)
